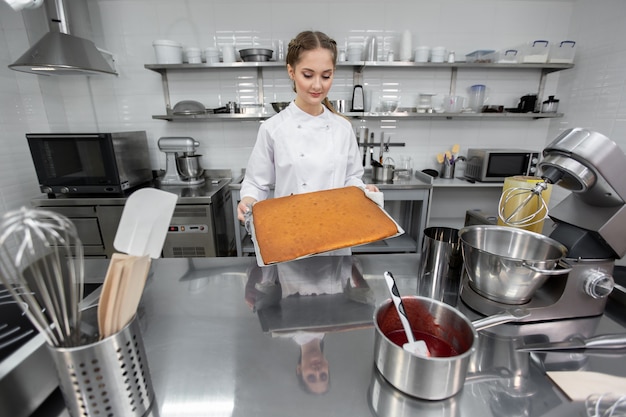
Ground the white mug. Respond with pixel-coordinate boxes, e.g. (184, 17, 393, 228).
(222, 45, 236, 63)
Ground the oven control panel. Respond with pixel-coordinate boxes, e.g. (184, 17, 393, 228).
(168, 224, 209, 233)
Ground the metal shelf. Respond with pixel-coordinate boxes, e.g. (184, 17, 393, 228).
(145, 61, 573, 121)
(144, 61, 574, 73)
(152, 112, 564, 122)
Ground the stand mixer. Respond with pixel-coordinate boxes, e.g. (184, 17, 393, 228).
(462, 128, 626, 321)
(157, 137, 205, 186)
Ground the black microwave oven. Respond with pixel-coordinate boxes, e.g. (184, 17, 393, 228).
(26, 131, 153, 196)
(464, 148, 540, 182)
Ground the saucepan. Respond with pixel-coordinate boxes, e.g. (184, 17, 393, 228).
(373, 295, 529, 400)
(372, 157, 395, 182)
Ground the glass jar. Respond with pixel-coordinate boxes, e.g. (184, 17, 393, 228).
(542, 95, 559, 113)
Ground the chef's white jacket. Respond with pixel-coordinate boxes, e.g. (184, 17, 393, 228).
(240, 101, 365, 201)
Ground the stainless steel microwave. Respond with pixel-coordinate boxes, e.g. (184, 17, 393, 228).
(464, 148, 540, 182)
(26, 131, 153, 196)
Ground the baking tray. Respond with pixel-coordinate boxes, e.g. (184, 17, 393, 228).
(246, 187, 404, 266)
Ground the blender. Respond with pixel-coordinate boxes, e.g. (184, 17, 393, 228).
(157, 137, 205, 186)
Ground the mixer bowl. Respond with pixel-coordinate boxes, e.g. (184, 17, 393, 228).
(176, 155, 204, 179)
(459, 225, 569, 304)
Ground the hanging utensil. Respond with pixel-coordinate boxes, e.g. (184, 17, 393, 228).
(383, 271, 430, 356)
(0, 208, 84, 347)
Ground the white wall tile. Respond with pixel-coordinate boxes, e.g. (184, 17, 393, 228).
(4, 0, 626, 235)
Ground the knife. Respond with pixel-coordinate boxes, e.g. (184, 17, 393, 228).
(517, 333, 626, 352)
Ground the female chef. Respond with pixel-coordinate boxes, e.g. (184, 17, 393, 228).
(237, 30, 378, 222)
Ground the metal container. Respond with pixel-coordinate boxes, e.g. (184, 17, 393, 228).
(459, 225, 570, 304)
(177, 155, 204, 179)
(47, 316, 154, 417)
(373, 295, 527, 400)
(418, 227, 463, 306)
(372, 165, 394, 182)
(239, 48, 273, 62)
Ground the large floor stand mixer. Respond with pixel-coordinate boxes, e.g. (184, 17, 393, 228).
(462, 128, 626, 321)
(157, 137, 206, 186)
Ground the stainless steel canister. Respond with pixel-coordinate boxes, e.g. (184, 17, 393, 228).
(47, 316, 155, 417)
(418, 227, 463, 306)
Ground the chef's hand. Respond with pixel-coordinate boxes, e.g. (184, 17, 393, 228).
(365, 184, 380, 192)
(237, 196, 257, 222)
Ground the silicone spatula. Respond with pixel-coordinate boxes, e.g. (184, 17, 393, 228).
(383, 271, 430, 357)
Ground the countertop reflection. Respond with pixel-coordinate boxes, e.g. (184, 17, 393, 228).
(54, 255, 626, 417)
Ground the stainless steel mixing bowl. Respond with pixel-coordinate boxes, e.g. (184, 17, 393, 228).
(176, 155, 204, 179)
(459, 225, 570, 304)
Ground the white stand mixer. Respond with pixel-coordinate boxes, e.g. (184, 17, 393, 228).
(157, 137, 205, 186)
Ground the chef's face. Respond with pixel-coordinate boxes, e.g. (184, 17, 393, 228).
(297, 354, 330, 394)
(288, 47, 334, 114)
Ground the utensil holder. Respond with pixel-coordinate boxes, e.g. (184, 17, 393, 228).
(417, 227, 463, 306)
(440, 160, 455, 179)
(47, 316, 154, 417)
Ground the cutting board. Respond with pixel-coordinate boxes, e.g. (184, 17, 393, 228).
(547, 371, 626, 401)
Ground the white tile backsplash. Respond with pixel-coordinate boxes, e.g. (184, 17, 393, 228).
(0, 1, 625, 263)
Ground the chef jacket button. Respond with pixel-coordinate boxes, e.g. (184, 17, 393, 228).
(297, 125, 302, 129)
(300, 153, 304, 157)
(302, 183, 307, 187)
(326, 125, 329, 130)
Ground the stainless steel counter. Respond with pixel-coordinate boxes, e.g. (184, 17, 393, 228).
(38, 255, 626, 417)
(31, 170, 236, 258)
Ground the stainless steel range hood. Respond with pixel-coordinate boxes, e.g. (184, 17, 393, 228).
(8, 0, 117, 76)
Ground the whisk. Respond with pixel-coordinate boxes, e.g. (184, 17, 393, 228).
(498, 180, 551, 228)
(0, 207, 84, 347)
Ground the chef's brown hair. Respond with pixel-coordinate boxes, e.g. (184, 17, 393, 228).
(286, 30, 341, 116)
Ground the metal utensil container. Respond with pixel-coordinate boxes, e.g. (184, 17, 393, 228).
(372, 165, 394, 182)
(47, 316, 154, 417)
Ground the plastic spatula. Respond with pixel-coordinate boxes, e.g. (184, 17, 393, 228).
(113, 188, 178, 258)
(383, 271, 430, 357)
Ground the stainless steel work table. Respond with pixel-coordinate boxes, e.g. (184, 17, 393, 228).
(45, 254, 626, 417)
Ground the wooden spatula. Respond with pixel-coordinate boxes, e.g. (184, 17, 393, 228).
(97, 253, 125, 339)
(114, 254, 151, 333)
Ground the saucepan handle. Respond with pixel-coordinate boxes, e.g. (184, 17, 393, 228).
(472, 308, 530, 331)
(521, 259, 572, 275)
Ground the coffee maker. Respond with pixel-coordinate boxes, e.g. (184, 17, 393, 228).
(461, 128, 625, 322)
(157, 137, 205, 186)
